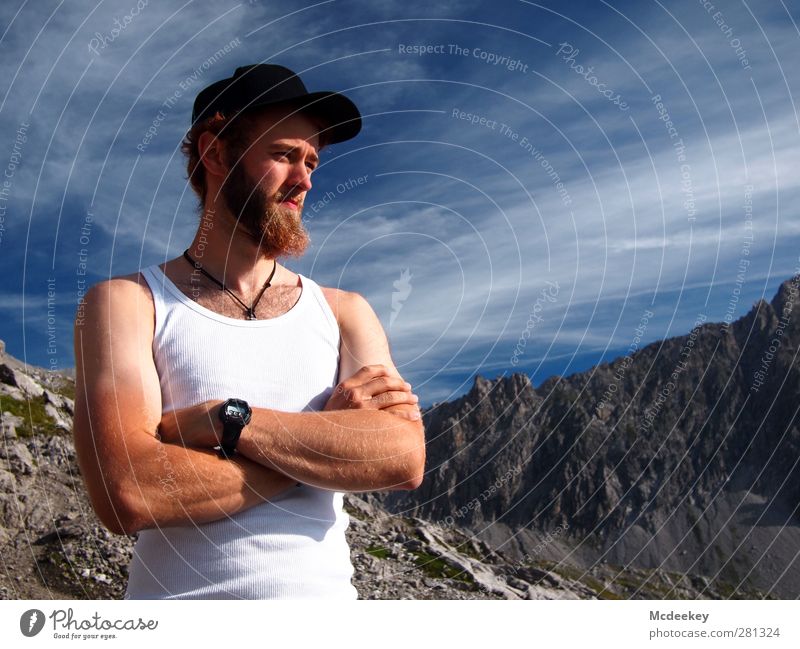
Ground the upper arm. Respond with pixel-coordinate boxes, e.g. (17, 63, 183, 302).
(323, 287, 425, 487)
(73, 275, 162, 532)
(324, 288, 403, 383)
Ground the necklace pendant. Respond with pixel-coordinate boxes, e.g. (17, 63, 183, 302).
(246, 308, 256, 320)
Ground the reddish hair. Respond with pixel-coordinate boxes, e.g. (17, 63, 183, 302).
(180, 110, 245, 210)
(181, 107, 329, 211)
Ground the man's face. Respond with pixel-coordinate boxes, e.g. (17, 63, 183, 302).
(219, 107, 321, 258)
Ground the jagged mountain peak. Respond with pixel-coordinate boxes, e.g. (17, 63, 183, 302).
(384, 274, 800, 597)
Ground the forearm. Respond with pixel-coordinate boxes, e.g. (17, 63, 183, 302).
(91, 442, 294, 534)
(137, 445, 294, 530)
(236, 407, 425, 492)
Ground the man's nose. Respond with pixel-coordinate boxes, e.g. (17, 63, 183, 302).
(287, 161, 313, 194)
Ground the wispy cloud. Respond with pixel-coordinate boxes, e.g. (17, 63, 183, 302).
(1, 0, 798, 405)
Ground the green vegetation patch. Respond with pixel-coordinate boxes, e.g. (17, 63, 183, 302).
(0, 394, 61, 437)
(38, 549, 119, 600)
(450, 540, 484, 562)
(51, 379, 75, 402)
(365, 545, 390, 560)
(410, 549, 474, 583)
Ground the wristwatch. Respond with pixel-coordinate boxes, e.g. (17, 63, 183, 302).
(218, 398, 252, 458)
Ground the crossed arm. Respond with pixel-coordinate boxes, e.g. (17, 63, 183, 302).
(156, 365, 424, 492)
(73, 277, 425, 535)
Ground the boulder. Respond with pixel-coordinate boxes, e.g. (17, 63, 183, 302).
(0, 441, 34, 475)
(0, 468, 15, 490)
(1, 412, 21, 440)
(43, 389, 74, 417)
(0, 383, 24, 401)
(44, 403, 71, 431)
(415, 525, 526, 599)
(0, 364, 44, 398)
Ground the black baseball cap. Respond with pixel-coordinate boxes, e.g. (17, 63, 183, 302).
(191, 63, 362, 144)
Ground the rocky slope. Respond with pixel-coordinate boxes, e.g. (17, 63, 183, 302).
(380, 275, 800, 598)
(3, 273, 791, 603)
(0, 342, 576, 600)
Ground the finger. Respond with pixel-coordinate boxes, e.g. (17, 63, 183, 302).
(336, 366, 397, 397)
(364, 375, 412, 397)
(349, 364, 392, 383)
(369, 390, 419, 407)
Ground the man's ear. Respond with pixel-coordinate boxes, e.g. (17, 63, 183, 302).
(197, 131, 231, 180)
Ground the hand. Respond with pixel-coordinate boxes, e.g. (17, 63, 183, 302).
(157, 400, 224, 448)
(324, 364, 421, 420)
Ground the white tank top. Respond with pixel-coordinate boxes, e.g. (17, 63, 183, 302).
(125, 264, 357, 600)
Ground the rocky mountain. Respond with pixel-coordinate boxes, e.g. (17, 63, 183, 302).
(3, 270, 795, 602)
(380, 275, 800, 598)
(0, 340, 572, 600)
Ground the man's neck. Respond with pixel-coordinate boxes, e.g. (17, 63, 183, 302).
(186, 204, 279, 295)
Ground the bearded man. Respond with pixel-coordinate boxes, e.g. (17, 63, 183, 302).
(73, 64, 425, 599)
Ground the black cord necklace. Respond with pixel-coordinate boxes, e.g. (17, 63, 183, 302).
(182, 249, 277, 320)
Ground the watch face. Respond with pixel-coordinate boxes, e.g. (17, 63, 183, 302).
(223, 399, 252, 424)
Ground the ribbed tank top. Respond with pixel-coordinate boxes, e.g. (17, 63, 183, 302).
(125, 264, 358, 600)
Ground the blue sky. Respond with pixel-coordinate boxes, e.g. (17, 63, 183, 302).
(0, 0, 798, 406)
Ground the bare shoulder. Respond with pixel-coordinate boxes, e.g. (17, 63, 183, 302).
(82, 272, 152, 306)
(319, 286, 375, 330)
(78, 272, 155, 334)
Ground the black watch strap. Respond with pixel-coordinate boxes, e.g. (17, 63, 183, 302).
(218, 398, 251, 458)
(220, 422, 243, 458)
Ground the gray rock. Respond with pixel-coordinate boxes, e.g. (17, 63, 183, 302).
(0, 364, 14, 386)
(0, 468, 15, 490)
(0, 383, 24, 401)
(1, 412, 21, 440)
(44, 403, 71, 431)
(43, 389, 74, 417)
(1, 335, 772, 601)
(34, 435, 76, 466)
(0, 442, 34, 475)
(0, 364, 44, 397)
(414, 525, 525, 599)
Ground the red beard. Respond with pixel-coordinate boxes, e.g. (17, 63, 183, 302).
(220, 162, 310, 259)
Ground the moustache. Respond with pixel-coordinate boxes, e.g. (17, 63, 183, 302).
(274, 190, 304, 207)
